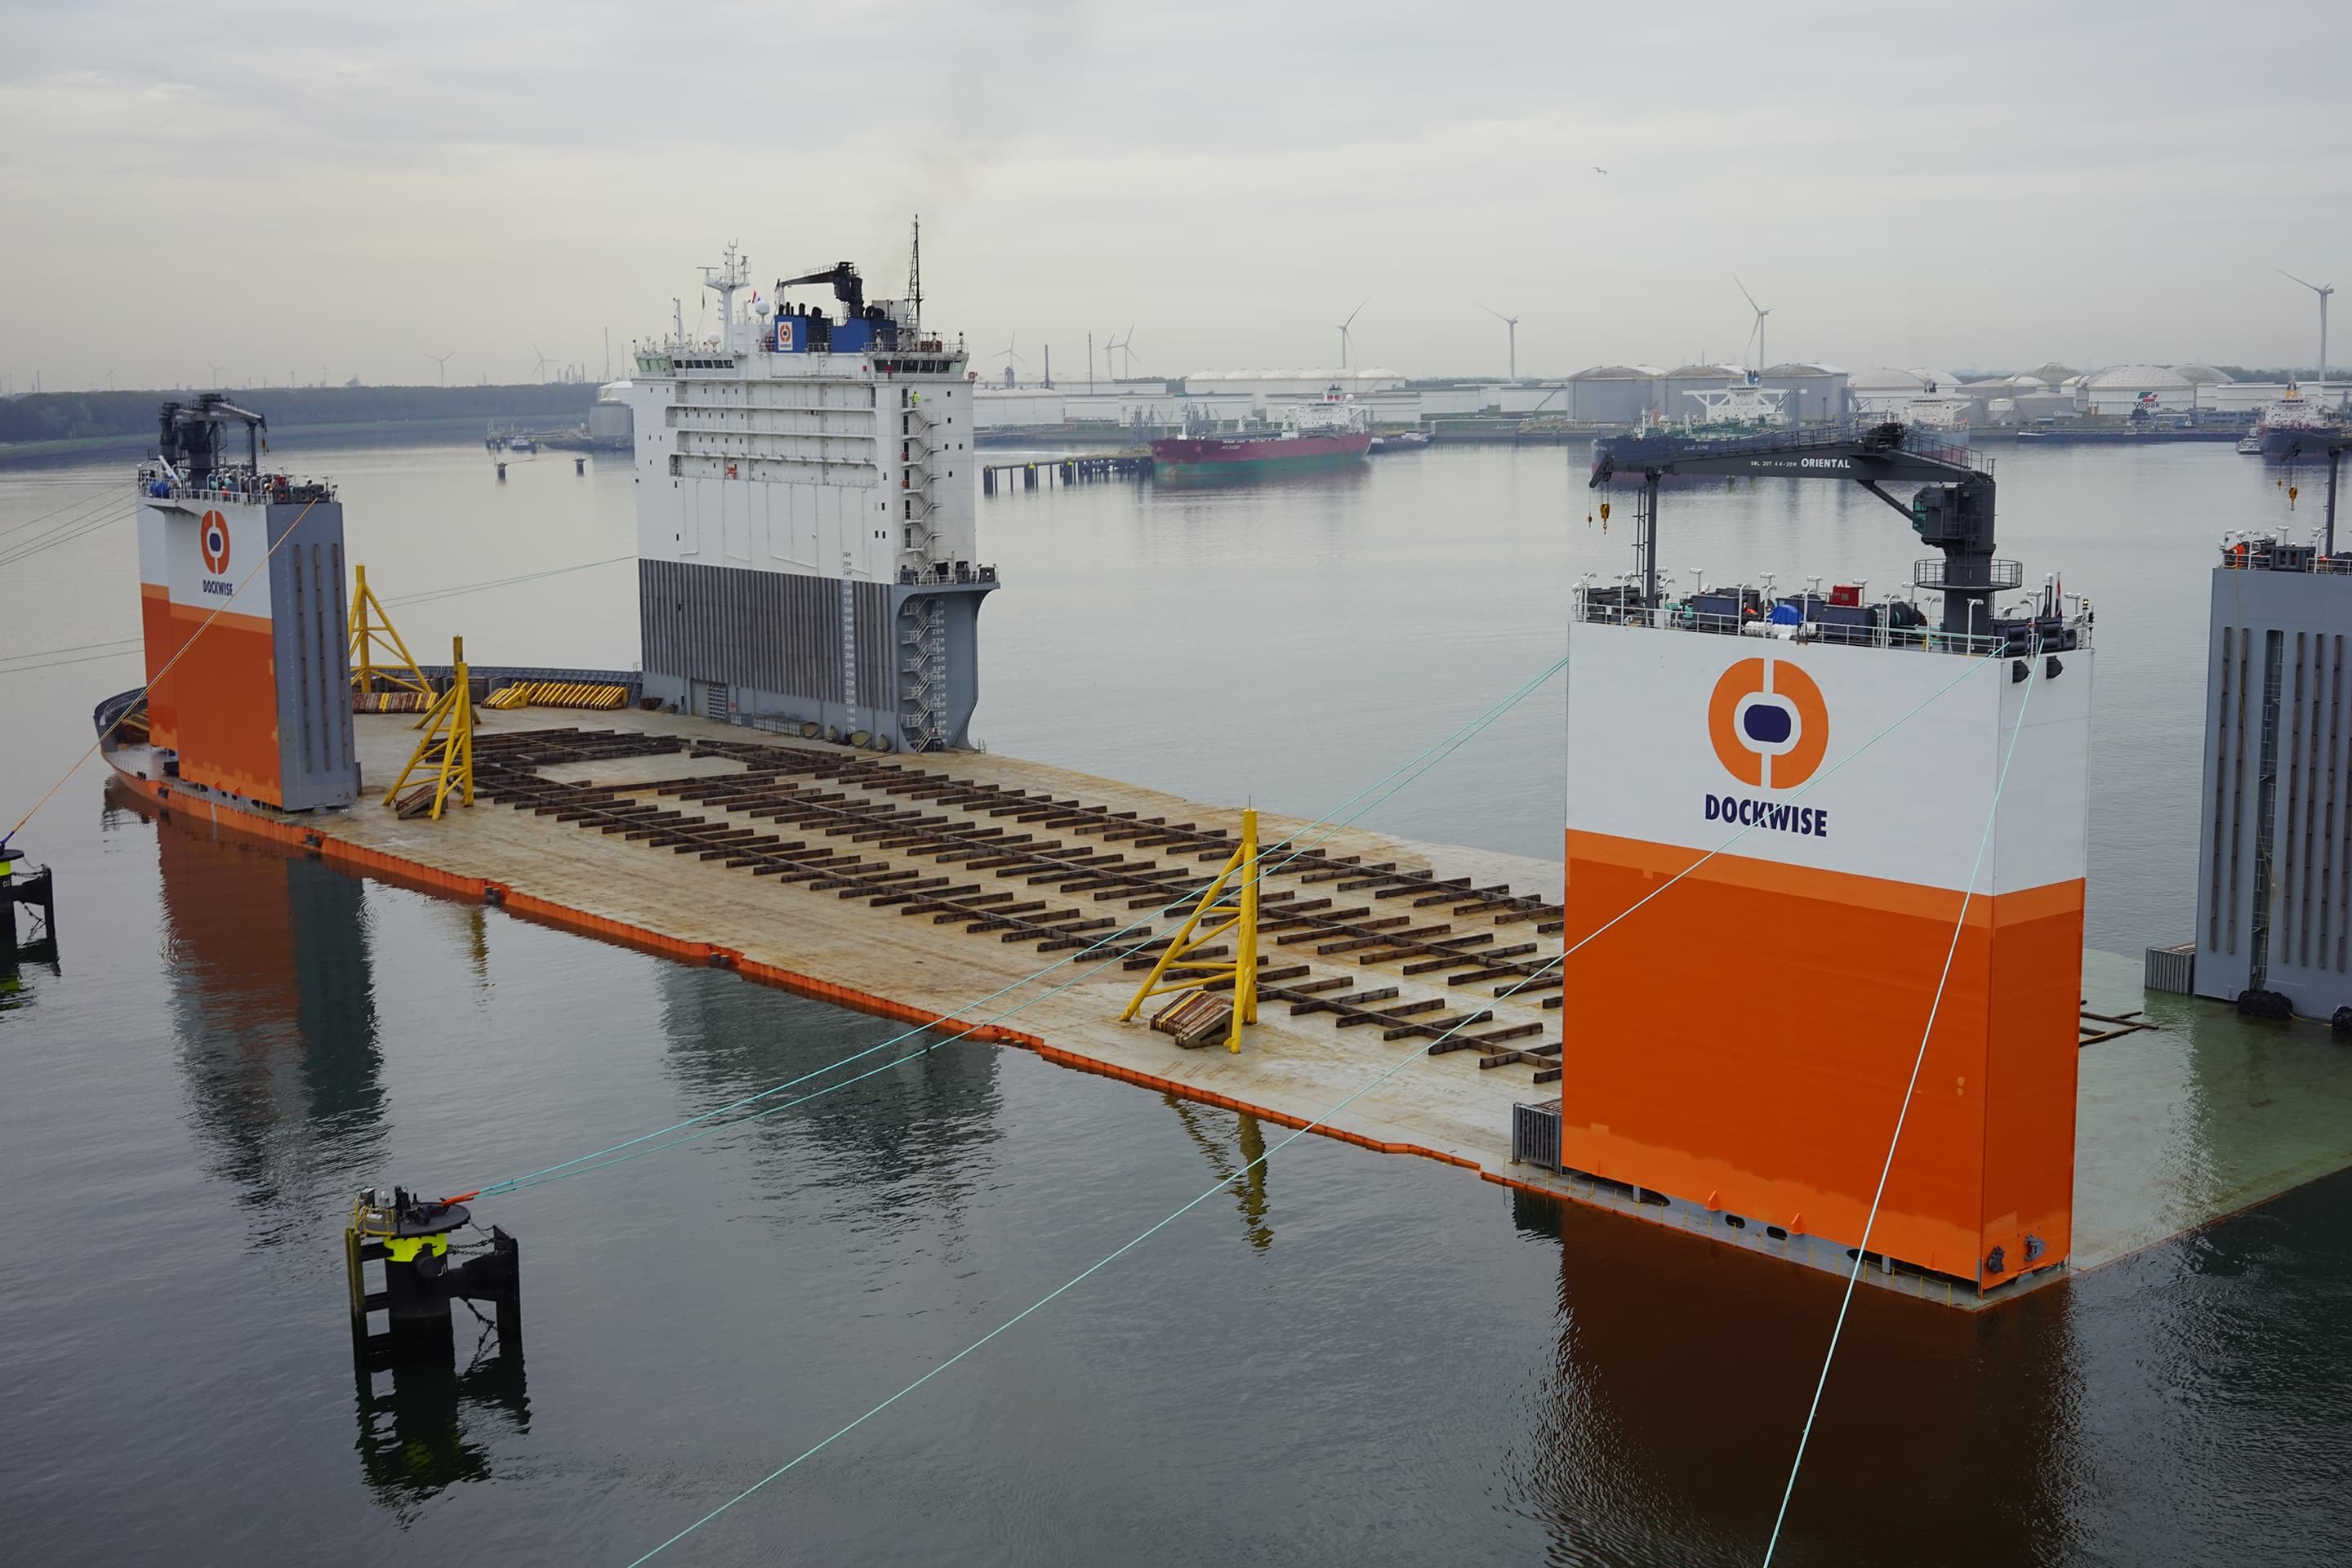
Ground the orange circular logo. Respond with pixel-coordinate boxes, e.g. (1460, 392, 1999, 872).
(1708, 657, 1829, 790)
(199, 510, 231, 575)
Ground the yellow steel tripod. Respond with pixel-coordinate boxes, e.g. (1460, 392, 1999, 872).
(349, 564, 431, 700)
(382, 637, 476, 820)
(1120, 808, 1259, 1053)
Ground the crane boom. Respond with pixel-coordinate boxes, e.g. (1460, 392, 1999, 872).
(1591, 419, 2007, 637)
(777, 262, 866, 314)
(157, 392, 269, 484)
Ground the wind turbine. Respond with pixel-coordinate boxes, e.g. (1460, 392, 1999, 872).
(1114, 323, 1140, 377)
(206, 363, 226, 387)
(531, 345, 552, 382)
(1336, 298, 1368, 370)
(1735, 276, 1774, 372)
(1481, 305, 1520, 380)
(993, 333, 1027, 385)
(426, 351, 454, 385)
(2278, 269, 2336, 385)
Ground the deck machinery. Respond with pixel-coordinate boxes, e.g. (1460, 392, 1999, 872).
(1564, 421, 2095, 1298)
(1591, 419, 2026, 640)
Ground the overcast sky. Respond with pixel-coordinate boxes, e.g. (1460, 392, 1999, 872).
(4, 1, 2347, 391)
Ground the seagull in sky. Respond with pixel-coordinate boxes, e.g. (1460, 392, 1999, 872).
(1592, 166, 1608, 174)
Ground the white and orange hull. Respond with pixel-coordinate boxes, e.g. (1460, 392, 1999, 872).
(1560, 621, 2093, 1291)
(133, 488, 359, 810)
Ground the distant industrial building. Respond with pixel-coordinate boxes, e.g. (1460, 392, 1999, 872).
(1659, 363, 1747, 417)
(1557, 362, 1849, 425)
(968, 353, 2325, 436)
(1955, 372, 2073, 426)
(1564, 365, 1665, 424)
(1762, 362, 1851, 423)
(587, 389, 633, 448)
(2193, 528, 2352, 1022)
(1850, 366, 1965, 407)
(1178, 368, 1407, 397)
(2075, 364, 2200, 413)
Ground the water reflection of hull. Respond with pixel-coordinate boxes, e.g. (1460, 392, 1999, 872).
(654, 964, 1004, 1195)
(146, 791, 387, 1210)
(1508, 1187, 2076, 1560)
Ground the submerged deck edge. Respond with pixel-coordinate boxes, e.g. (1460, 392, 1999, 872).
(111, 764, 2223, 1313)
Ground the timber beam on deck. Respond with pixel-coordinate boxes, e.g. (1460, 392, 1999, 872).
(466, 727, 1569, 1076)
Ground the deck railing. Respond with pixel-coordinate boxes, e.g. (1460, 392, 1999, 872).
(897, 563, 998, 587)
(135, 465, 336, 505)
(2220, 541, 2352, 575)
(1571, 588, 2089, 656)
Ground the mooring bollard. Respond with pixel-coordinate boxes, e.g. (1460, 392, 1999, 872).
(345, 1187, 520, 1359)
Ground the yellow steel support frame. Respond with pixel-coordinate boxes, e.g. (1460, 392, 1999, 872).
(382, 637, 476, 819)
(349, 564, 432, 699)
(1120, 808, 1259, 1053)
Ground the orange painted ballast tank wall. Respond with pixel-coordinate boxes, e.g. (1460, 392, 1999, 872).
(1559, 626, 2093, 1291)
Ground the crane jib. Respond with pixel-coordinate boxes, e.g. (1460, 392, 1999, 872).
(1588, 419, 1999, 637)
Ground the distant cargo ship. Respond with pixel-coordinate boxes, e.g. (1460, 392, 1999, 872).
(2246, 381, 2348, 461)
(1151, 388, 1373, 480)
(1590, 415, 1975, 485)
(2016, 419, 2243, 446)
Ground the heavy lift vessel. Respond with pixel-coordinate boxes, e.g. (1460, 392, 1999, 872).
(1559, 419, 2095, 1298)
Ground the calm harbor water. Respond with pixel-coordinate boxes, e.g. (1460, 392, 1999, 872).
(3, 437, 2350, 1564)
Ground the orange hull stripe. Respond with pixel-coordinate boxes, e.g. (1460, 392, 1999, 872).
(1566, 828, 2084, 924)
(165, 602, 275, 638)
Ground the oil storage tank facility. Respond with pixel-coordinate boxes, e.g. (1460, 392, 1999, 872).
(1759, 362, 1850, 423)
(1661, 363, 1750, 420)
(1566, 366, 1665, 425)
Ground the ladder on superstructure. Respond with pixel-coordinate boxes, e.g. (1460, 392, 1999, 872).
(900, 401, 943, 561)
(899, 599, 948, 752)
(895, 394, 951, 751)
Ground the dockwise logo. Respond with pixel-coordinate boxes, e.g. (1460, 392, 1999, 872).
(199, 510, 232, 576)
(1708, 656, 1829, 791)
(1703, 657, 1833, 837)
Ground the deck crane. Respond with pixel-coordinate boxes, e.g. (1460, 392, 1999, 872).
(777, 261, 867, 316)
(1590, 420, 2015, 639)
(156, 393, 268, 488)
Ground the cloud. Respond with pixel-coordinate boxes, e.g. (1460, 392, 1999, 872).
(2, 0, 2347, 389)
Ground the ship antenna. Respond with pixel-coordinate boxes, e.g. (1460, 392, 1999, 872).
(907, 215, 923, 339)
